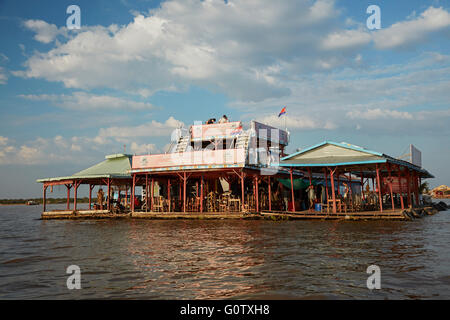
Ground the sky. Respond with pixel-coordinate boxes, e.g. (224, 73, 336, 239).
(0, 0, 449, 198)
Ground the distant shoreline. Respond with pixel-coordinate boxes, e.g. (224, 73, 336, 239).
(0, 198, 91, 205)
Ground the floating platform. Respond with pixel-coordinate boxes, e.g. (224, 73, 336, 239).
(41, 210, 130, 219)
(41, 206, 440, 221)
(261, 209, 408, 220)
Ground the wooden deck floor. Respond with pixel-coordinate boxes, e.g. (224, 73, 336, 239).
(260, 209, 407, 220)
(41, 208, 411, 220)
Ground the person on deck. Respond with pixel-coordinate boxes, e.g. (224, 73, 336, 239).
(206, 118, 216, 124)
(97, 188, 104, 210)
(218, 115, 229, 123)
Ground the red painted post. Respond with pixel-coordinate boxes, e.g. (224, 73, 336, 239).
(397, 166, 404, 210)
(376, 164, 383, 212)
(43, 185, 47, 212)
(145, 174, 148, 212)
(168, 178, 171, 212)
(183, 171, 187, 213)
(324, 168, 329, 201)
(268, 176, 271, 211)
(255, 176, 259, 212)
(406, 170, 412, 207)
(66, 184, 71, 210)
(107, 178, 111, 211)
(74, 181, 78, 212)
(360, 172, 364, 201)
(330, 168, 336, 214)
(200, 175, 203, 213)
(290, 168, 295, 212)
(308, 168, 312, 186)
(88, 184, 92, 210)
(241, 171, 245, 212)
(151, 177, 154, 212)
(387, 163, 395, 210)
(196, 181, 199, 211)
(131, 174, 135, 212)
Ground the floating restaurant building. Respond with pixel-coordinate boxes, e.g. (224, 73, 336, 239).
(37, 119, 434, 220)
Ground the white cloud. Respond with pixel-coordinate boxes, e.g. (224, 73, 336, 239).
(15, 2, 450, 102)
(130, 142, 158, 155)
(322, 29, 371, 50)
(19, 92, 155, 111)
(346, 108, 413, 120)
(97, 116, 184, 143)
(373, 7, 450, 49)
(23, 20, 67, 43)
(256, 114, 336, 130)
(14, 0, 346, 102)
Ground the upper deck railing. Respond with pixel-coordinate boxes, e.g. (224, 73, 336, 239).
(132, 149, 247, 171)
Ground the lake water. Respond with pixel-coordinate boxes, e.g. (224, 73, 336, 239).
(0, 200, 449, 299)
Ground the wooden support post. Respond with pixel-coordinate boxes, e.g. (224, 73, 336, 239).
(74, 180, 78, 212)
(330, 167, 336, 214)
(397, 166, 404, 210)
(376, 164, 383, 212)
(183, 171, 187, 213)
(179, 179, 182, 204)
(290, 168, 295, 212)
(88, 184, 92, 209)
(308, 168, 312, 186)
(200, 175, 203, 213)
(268, 176, 271, 211)
(151, 177, 154, 212)
(324, 168, 329, 201)
(196, 180, 199, 211)
(43, 185, 47, 212)
(360, 172, 364, 201)
(168, 179, 171, 212)
(387, 163, 395, 210)
(66, 184, 71, 210)
(131, 174, 135, 212)
(145, 174, 149, 212)
(241, 170, 245, 212)
(107, 178, 111, 211)
(255, 176, 259, 212)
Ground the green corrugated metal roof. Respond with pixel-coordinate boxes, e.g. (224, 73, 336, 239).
(36, 154, 132, 183)
(276, 142, 433, 178)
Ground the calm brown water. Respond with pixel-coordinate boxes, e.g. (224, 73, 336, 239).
(0, 201, 449, 299)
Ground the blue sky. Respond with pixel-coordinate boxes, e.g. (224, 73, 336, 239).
(0, 0, 449, 198)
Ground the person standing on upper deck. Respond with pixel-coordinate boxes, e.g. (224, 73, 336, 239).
(218, 115, 229, 123)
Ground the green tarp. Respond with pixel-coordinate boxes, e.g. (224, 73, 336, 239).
(277, 178, 318, 190)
